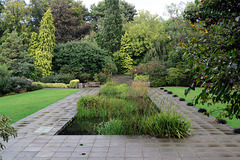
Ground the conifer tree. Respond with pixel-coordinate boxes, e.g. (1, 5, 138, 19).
(28, 32, 38, 57)
(101, 0, 122, 54)
(0, 30, 33, 77)
(33, 8, 55, 77)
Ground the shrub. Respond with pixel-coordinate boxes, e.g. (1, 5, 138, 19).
(53, 41, 111, 76)
(93, 72, 108, 84)
(134, 74, 149, 82)
(131, 60, 167, 82)
(79, 73, 91, 83)
(69, 79, 80, 88)
(40, 73, 75, 84)
(27, 84, 43, 92)
(0, 115, 17, 151)
(166, 68, 183, 86)
(151, 77, 166, 87)
(0, 64, 11, 95)
(34, 82, 68, 88)
(9, 77, 32, 92)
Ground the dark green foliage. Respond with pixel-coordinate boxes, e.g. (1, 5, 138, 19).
(53, 41, 111, 78)
(27, 84, 43, 92)
(143, 39, 168, 63)
(183, 0, 240, 118)
(93, 72, 108, 84)
(51, 0, 92, 43)
(101, 0, 122, 53)
(89, 0, 137, 28)
(0, 30, 33, 77)
(0, 64, 11, 96)
(40, 73, 75, 84)
(151, 77, 166, 87)
(0, 115, 17, 151)
(166, 68, 185, 86)
(9, 77, 32, 93)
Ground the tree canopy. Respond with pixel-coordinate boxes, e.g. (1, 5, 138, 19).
(183, 0, 240, 119)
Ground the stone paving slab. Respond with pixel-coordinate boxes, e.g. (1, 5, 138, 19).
(1, 88, 240, 160)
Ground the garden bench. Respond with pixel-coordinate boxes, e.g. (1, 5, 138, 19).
(87, 82, 101, 87)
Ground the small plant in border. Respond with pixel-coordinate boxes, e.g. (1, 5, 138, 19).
(0, 115, 17, 150)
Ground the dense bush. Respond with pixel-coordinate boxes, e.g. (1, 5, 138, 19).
(0, 65, 11, 96)
(27, 84, 43, 92)
(53, 41, 113, 76)
(94, 72, 108, 84)
(131, 60, 167, 81)
(151, 77, 166, 87)
(165, 68, 192, 86)
(69, 79, 80, 88)
(9, 77, 32, 92)
(40, 73, 75, 84)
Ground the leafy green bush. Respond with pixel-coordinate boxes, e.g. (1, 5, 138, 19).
(53, 41, 112, 76)
(9, 77, 32, 92)
(131, 60, 167, 81)
(27, 84, 43, 92)
(151, 77, 166, 87)
(40, 73, 75, 84)
(34, 82, 68, 88)
(0, 64, 11, 95)
(134, 74, 149, 82)
(69, 79, 80, 88)
(166, 68, 186, 86)
(93, 72, 108, 84)
(0, 115, 17, 150)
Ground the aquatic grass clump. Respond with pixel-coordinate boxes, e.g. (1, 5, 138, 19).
(74, 83, 192, 138)
(142, 110, 192, 138)
(100, 82, 128, 96)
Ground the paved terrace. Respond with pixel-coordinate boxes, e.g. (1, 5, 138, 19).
(0, 88, 240, 160)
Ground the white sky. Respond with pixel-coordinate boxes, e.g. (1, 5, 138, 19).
(82, 0, 194, 19)
(25, 0, 194, 19)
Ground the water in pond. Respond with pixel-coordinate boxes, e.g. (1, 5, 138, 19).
(58, 117, 105, 135)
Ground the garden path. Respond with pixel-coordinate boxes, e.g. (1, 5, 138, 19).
(0, 88, 239, 160)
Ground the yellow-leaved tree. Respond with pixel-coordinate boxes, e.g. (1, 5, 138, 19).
(29, 8, 55, 77)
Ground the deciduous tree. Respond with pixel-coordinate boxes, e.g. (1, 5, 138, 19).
(183, 0, 240, 119)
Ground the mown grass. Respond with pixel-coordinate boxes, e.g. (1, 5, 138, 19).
(74, 82, 192, 138)
(0, 89, 81, 124)
(163, 87, 240, 128)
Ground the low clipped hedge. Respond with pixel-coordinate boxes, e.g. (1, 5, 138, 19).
(34, 79, 80, 88)
(34, 82, 68, 88)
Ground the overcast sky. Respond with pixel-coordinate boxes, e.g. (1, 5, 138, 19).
(82, 0, 194, 19)
(25, 0, 194, 19)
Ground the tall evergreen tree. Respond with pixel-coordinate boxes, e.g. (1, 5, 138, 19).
(33, 8, 55, 77)
(28, 32, 38, 57)
(0, 30, 33, 77)
(101, 0, 122, 54)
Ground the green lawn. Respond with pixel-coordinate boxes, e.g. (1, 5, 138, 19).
(163, 87, 240, 128)
(0, 89, 81, 124)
